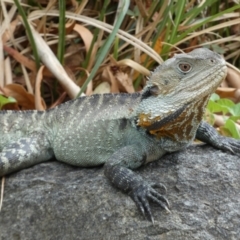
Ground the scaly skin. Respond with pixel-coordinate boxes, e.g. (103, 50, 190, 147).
(0, 48, 239, 222)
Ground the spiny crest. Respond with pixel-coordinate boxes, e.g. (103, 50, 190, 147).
(186, 47, 222, 59)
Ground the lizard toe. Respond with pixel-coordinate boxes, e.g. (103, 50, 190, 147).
(216, 136, 240, 156)
(149, 188, 170, 209)
(129, 182, 170, 222)
(149, 182, 167, 194)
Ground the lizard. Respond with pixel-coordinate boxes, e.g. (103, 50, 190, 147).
(0, 48, 239, 222)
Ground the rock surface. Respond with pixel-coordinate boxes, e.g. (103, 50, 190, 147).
(0, 145, 240, 240)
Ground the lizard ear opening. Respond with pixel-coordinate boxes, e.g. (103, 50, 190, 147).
(141, 84, 160, 99)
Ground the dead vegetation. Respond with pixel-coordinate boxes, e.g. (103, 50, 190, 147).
(0, 0, 240, 136)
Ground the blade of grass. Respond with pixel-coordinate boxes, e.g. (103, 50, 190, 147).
(57, 0, 66, 64)
(77, 0, 130, 97)
(175, 4, 240, 45)
(82, 0, 110, 70)
(168, 0, 186, 44)
(113, 37, 119, 59)
(183, 0, 217, 25)
(176, 18, 240, 47)
(153, 1, 174, 58)
(161, 0, 186, 54)
(54, 0, 66, 99)
(28, 10, 162, 63)
(13, 0, 40, 69)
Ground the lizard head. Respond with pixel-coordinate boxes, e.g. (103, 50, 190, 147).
(136, 48, 227, 141)
(143, 48, 227, 98)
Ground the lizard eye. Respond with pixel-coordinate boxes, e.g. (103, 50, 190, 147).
(178, 63, 192, 73)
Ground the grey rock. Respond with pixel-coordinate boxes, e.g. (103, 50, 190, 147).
(0, 145, 240, 240)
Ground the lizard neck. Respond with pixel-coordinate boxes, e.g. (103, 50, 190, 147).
(135, 93, 211, 142)
(133, 48, 228, 142)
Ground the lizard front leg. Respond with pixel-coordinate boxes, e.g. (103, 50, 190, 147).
(0, 132, 54, 176)
(104, 145, 170, 223)
(196, 121, 240, 155)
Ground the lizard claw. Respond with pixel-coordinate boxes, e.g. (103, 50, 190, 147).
(150, 182, 167, 194)
(129, 182, 170, 222)
(197, 121, 240, 156)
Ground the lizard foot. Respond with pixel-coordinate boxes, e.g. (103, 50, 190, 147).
(129, 182, 170, 223)
(213, 136, 240, 156)
(197, 121, 240, 156)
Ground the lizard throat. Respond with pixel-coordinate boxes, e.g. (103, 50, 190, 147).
(137, 95, 210, 141)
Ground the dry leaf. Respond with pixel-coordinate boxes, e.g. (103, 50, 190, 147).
(29, 24, 81, 98)
(4, 57, 12, 85)
(117, 59, 150, 76)
(115, 72, 135, 93)
(216, 87, 240, 103)
(2, 18, 19, 44)
(3, 84, 36, 110)
(3, 45, 37, 72)
(65, 43, 84, 68)
(225, 67, 240, 88)
(35, 66, 46, 110)
(73, 24, 93, 53)
(102, 66, 119, 93)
